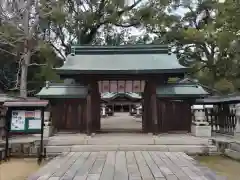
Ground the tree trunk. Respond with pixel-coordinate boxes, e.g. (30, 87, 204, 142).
(20, 48, 31, 98)
(20, 0, 31, 98)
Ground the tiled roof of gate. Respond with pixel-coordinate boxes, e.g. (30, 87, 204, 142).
(55, 45, 188, 75)
(4, 100, 48, 107)
(156, 84, 209, 98)
(36, 81, 88, 98)
(195, 93, 240, 104)
(177, 77, 222, 95)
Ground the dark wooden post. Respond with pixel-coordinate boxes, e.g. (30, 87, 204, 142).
(91, 83, 97, 133)
(38, 107, 45, 164)
(148, 80, 158, 134)
(95, 91, 101, 131)
(143, 81, 152, 133)
(151, 91, 158, 134)
(92, 81, 101, 132)
(86, 80, 101, 134)
(142, 83, 148, 132)
(86, 85, 92, 136)
(4, 108, 11, 161)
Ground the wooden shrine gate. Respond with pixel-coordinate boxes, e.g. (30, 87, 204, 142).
(37, 45, 207, 135)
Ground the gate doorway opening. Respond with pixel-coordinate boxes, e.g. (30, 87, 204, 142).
(99, 80, 144, 133)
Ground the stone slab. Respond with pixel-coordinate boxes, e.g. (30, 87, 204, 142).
(224, 149, 240, 160)
(45, 144, 218, 155)
(229, 142, 240, 152)
(27, 151, 224, 180)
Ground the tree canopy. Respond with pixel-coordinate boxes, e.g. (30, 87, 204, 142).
(0, 0, 239, 95)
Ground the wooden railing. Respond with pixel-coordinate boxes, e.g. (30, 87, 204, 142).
(205, 106, 237, 135)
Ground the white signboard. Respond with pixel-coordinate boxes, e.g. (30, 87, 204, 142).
(28, 110, 42, 129)
(34, 110, 41, 119)
(11, 111, 25, 131)
(28, 119, 41, 129)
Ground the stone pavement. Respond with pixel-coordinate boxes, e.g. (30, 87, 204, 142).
(101, 112, 142, 132)
(27, 151, 225, 180)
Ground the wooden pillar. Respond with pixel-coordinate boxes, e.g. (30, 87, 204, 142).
(92, 83, 97, 133)
(95, 91, 101, 131)
(86, 88, 92, 135)
(80, 100, 86, 133)
(91, 81, 101, 133)
(150, 88, 158, 135)
(142, 86, 146, 132)
(149, 80, 158, 134)
(143, 82, 151, 133)
(143, 80, 158, 134)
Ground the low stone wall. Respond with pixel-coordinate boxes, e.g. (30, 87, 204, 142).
(225, 142, 240, 160)
(212, 139, 240, 161)
(0, 140, 49, 162)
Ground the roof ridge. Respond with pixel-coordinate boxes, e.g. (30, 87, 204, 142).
(70, 45, 171, 55)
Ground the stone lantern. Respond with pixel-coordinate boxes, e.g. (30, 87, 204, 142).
(43, 81, 53, 137)
(43, 108, 53, 137)
(191, 105, 211, 137)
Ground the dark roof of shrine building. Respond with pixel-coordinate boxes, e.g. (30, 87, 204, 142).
(101, 92, 142, 100)
(36, 80, 88, 98)
(55, 45, 188, 75)
(156, 84, 209, 98)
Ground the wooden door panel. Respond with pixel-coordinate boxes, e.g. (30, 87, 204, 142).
(52, 99, 85, 131)
(158, 100, 191, 133)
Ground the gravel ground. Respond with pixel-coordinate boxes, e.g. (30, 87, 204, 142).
(0, 158, 44, 180)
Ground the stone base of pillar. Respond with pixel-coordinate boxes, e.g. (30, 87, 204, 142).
(191, 125, 211, 137)
(44, 126, 53, 137)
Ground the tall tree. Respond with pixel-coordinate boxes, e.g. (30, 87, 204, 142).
(43, 0, 176, 55)
(0, 0, 56, 97)
(157, 0, 240, 93)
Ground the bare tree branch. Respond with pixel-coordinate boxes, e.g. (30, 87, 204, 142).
(49, 42, 66, 60)
(0, 47, 17, 56)
(28, 63, 47, 66)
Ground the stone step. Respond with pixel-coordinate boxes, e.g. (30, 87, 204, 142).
(46, 137, 210, 146)
(46, 144, 218, 156)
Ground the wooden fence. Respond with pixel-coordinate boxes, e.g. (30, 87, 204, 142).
(205, 105, 237, 135)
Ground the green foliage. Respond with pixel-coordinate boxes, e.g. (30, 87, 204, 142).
(155, 0, 240, 94)
(27, 43, 62, 95)
(214, 79, 235, 94)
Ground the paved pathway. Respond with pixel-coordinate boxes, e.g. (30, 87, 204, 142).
(101, 112, 142, 132)
(28, 151, 225, 180)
